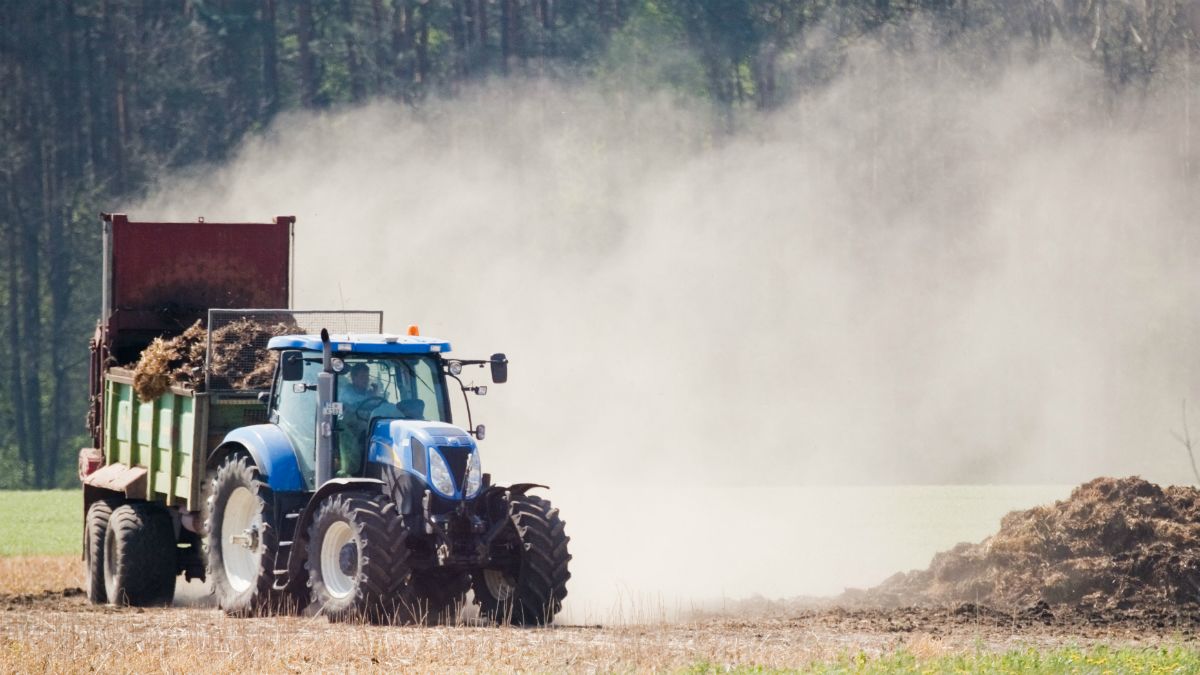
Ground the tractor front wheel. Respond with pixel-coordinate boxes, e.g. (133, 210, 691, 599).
(473, 494, 571, 625)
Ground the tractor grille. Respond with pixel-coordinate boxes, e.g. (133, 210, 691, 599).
(439, 446, 472, 491)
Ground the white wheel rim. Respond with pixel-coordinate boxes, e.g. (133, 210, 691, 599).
(222, 487, 262, 593)
(483, 569, 515, 600)
(320, 521, 358, 600)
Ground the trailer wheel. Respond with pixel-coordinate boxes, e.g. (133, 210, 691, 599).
(473, 494, 571, 626)
(410, 570, 472, 625)
(306, 492, 414, 623)
(102, 502, 177, 606)
(85, 498, 121, 604)
(206, 453, 288, 616)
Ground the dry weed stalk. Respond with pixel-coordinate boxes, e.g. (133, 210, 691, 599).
(1171, 399, 1200, 485)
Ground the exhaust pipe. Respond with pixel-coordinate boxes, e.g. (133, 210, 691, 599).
(315, 328, 335, 487)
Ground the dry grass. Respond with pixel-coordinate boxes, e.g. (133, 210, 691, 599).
(1, 556, 1196, 673)
(0, 557, 83, 596)
(0, 606, 941, 673)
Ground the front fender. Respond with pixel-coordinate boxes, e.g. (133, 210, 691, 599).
(211, 425, 305, 492)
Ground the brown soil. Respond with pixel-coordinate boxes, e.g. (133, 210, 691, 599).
(130, 318, 299, 400)
(849, 477, 1200, 615)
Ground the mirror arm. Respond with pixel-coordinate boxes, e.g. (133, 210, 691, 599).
(447, 372, 475, 434)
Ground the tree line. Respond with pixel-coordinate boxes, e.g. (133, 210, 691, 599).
(1, 0, 1197, 488)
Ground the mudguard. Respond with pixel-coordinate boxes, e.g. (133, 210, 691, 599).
(212, 424, 305, 492)
(507, 482, 549, 495)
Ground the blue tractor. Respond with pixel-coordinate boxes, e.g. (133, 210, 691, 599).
(203, 328, 571, 624)
(80, 216, 565, 622)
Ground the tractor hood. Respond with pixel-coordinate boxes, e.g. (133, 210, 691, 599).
(366, 419, 481, 499)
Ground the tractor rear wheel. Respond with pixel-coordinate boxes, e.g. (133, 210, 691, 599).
(102, 502, 177, 606)
(206, 453, 290, 616)
(85, 498, 121, 604)
(473, 494, 571, 625)
(306, 492, 414, 623)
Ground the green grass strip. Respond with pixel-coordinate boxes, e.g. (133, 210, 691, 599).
(0, 490, 81, 556)
(685, 645, 1200, 674)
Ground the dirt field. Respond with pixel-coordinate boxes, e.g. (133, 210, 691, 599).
(2, 557, 1197, 672)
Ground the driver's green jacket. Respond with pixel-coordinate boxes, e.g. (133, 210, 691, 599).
(338, 384, 376, 477)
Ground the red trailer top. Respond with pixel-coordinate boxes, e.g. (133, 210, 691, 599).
(88, 213, 295, 445)
(104, 213, 293, 325)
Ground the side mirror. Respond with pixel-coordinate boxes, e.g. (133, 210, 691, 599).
(281, 350, 304, 381)
(490, 353, 508, 384)
(257, 391, 270, 406)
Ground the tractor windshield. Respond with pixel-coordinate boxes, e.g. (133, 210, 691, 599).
(336, 355, 448, 424)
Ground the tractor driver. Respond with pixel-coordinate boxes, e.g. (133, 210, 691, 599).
(337, 363, 381, 477)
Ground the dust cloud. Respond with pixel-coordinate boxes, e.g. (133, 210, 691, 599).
(135, 43, 1200, 616)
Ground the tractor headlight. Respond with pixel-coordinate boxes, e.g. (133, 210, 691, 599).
(464, 451, 482, 497)
(428, 449, 455, 496)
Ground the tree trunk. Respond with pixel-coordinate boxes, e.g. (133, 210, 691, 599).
(18, 90, 46, 487)
(342, 0, 365, 101)
(394, 0, 414, 92)
(477, 0, 489, 70)
(297, 0, 318, 107)
(4, 198, 30, 487)
(416, 3, 430, 84)
(501, 0, 519, 73)
(370, 0, 388, 89)
(261, 0, 280, 115)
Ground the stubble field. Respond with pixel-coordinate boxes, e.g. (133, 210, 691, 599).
(2, 555, 1198, 673)
(3, 491, 1200, 672)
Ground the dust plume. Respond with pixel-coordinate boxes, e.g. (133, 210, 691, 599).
(135, 42, 1200, 615)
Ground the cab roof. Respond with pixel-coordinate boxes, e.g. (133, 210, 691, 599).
(267, 333, 451, 354)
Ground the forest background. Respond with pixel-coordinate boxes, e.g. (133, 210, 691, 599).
(1, 0, 1197, 488)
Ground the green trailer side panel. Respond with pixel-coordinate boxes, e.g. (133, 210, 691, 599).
(103, 374, 208, 511)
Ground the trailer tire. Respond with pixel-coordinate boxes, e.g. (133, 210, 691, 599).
(206, 453, 287, 616)
(306, 492, 414, 623)
(85, 498, 121, 604)
(472, 494, 571, 626)
(103, 502, 177, 606)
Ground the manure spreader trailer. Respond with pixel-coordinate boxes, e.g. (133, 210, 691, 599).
(78, 213, 570, 624)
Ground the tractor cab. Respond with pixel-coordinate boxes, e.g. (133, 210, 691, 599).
(264, 332, 503, 495)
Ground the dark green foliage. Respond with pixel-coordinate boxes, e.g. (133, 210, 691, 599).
(0, 0, 1196, 488)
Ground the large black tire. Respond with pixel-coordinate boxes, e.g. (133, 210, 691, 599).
(102, 502, 177, 606)
(409, 570, 472, 625)
(306, 492, 413, 623)
(472, 494, 571, 626)
(84, 498, 121, 604)
(205, 453, 288, 616)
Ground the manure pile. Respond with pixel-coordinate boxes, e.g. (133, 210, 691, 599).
(131, 321, 207, 401)
(858, 477, 1200, 613)
(131, 318, 299, 400)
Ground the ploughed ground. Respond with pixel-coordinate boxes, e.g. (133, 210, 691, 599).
(4, 477, 1197, 670)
